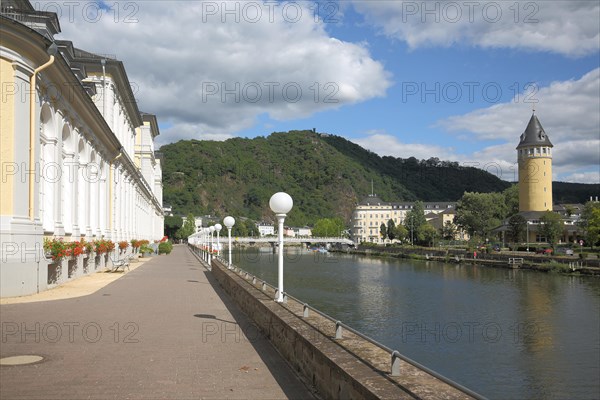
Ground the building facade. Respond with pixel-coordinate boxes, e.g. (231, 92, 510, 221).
(257, 223, 275, 237)
(0, 1, 164, 297)
(351, 195, 460, 244)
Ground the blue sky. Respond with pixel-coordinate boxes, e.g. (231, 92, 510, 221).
(50, 1, 599, 182)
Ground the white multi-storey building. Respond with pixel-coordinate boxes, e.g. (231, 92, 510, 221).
(351, 194, 459, 244)
(0, 1, 164, 297)
(257, 223, 275, 237)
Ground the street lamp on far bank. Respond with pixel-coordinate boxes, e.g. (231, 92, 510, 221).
(269, 192, 293, 303)
(223, 216, 235, 268)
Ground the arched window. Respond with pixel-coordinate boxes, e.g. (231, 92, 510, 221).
(40, 104, 55, 233)
(89, 151, 99, 236)
(77, 139, 88, 236)
(61, 124, 74, 234)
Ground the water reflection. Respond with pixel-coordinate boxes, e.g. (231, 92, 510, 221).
(233, 248, 600, 400)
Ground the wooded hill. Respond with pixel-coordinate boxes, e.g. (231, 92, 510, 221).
(160, 130, 598, 226)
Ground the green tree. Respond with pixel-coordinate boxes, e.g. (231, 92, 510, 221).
(455, 192, 505, 240)
(421, 223, 438, 247)
(540, 211, 563, 248)
(176, 213, 196, 240)
(387, 219, 396, 241)
(312, 218, 345, 237)
(164, 216, 183, 240)
(404, 201, 427, 244)
(380, 223, 387, 240)
(442, 220, 457, 240)
(394, 224, 408, 242)
(503, 185, 520, 217)
(508, 214, 527, 243)
(233, 219, 248, 237)
(246, 220, 259, 237)
(590, 207, 600, 247)
(578, 202, 600, 247)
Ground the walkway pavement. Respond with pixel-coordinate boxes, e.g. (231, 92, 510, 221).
(0, 245, 315, 400)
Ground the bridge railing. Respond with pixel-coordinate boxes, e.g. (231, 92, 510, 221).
(230, 236, 354, 244)
(192, 243, 486, 400)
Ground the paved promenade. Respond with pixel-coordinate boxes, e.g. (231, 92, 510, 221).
(0, 245, 315, 399)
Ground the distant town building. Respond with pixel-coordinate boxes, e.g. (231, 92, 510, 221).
(257, 222, 275, 237)
(294, 226, 312, 237)
(351, 196, 462, 244)
(194, 217, 203, 232)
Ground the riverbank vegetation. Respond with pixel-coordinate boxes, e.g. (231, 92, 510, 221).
(160, 130, 598, 226)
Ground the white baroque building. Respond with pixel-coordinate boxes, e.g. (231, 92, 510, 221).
(0, 1, 164, 297)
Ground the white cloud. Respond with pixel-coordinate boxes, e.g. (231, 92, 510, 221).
(49, 1, 392, 143)
(560, 171, 600, 184)
(353, 68, 600, 183)
(352, 1, 600, 57)
(439, 69, 600, 142)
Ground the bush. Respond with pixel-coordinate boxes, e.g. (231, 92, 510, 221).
(158, 241, 173, 255)
(139, 244, 154, 255)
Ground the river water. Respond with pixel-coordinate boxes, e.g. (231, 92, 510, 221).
(231, 248, 600, 400)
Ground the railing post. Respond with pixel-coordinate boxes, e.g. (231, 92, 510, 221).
(262, 281, 267, 291)
(335, 321, 343, 339)
(252, 277, 256, 284)
(303, 304, 309, 318)
(391, 350, 401, 377)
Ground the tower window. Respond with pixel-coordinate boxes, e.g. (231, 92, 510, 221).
(544, 187, 546, 192)
(543, 148, 546, 154)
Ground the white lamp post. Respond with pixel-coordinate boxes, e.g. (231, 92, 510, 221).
(203, 228, 209, 261)
(215, 223, 222, 257)
(200, 228, 206, 261)
(269, 192, 293, 303)
(209, 226, 215, 264)
(223, 216, 235, 268)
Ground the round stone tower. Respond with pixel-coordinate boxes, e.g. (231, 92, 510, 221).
(517, 112, 553, 212)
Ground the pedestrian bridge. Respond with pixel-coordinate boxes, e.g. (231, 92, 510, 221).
(231, 237, 354, 245)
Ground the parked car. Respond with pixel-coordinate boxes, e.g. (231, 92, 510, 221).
(492, 244, 501, 251)
(536, 248, 553, 255)
(556, 247, 574, 256)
